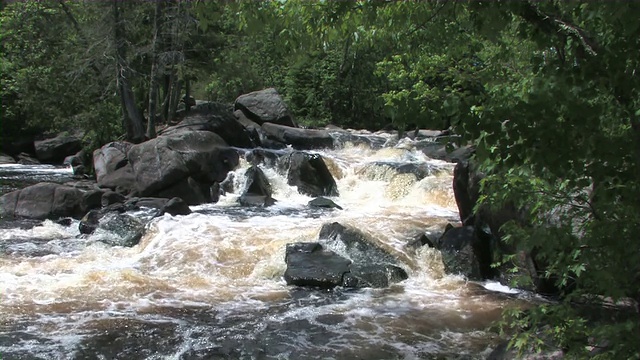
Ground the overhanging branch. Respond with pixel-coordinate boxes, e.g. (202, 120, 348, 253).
(519, 1, 598, 57)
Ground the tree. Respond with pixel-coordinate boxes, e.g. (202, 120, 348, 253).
(463, 2, 640, 357)
(147, 0, 165, 139)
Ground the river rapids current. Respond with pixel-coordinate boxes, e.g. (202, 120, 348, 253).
(0, 131, 527, 359)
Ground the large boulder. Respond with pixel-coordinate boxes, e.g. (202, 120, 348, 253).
(284, 223, 408, 289)
(284, 243, 351, 288)
(127, 131, 239, 204)
(93, 142, 135, 193)
(0, 182, 99, 220)
(238, 166, 275, 207)
(160, 102, 255, 148)
(319, 222, 408, 287)
(452, 160, 554, 293)
(279, 152, 338, 197)
(261, 122, 334, 150)
(157, 176, 214, 205)
(318, 222, 399, 265)
(434, 225, 494, 280)
(34, 134, 82, 164)
(420, 143, 474, 163)
(234, 88, 297, 127)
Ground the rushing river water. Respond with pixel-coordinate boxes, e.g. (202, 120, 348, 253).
(0, 131, 527, 359)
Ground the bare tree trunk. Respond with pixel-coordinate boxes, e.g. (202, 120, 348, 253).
(147, 1, 165, 139)
(184, 77, 192, 113)
(167, 75, 182, 122)
(113, 0, 145, 143)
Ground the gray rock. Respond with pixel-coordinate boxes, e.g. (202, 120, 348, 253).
(127, 131, 239, 203)
(319, 222, 398, 266)
(283, 237, 408, 290)
(239, 166, 275, 207)
(16, 152, 40, 165)
(435, 226, 487, 280)
(0, 152, 15, 164)
(0, 182, 97, 220)
(262, 122, 333, 150)
(162, 197, 191, 216)
(101, 190, 126, 207)
(64, 150, 86, 167)
(308, 197, 343, 210)
(157, 176, 213, 205)
(160, 102, 255, 148)
(79, 209, 101, 234)
(234, 88, 296, 127)
(284, 242, 351, 288)
(93, 142, 135, 192)
(279, 152, 338, 197)
(96, 212, 146, 247)
(343, 264, 408, 288)
(35, 134, 82, 164)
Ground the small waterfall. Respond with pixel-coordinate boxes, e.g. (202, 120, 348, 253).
(0, 131, 521, 359)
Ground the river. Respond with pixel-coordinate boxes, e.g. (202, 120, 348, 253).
(0, 131, 526, 359)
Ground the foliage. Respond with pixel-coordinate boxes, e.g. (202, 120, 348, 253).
(466, 1, 640, 357)
(0, 2, 83, 140)
(2, 1, 639, 356)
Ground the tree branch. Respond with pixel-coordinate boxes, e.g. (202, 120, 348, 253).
(518, 1, 598, 57)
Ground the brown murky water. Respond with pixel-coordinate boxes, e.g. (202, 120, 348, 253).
(0, 133, 527, 359)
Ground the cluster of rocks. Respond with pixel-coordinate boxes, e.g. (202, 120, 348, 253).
(0, 88, 347, 246)
(1, 87, 525, 296)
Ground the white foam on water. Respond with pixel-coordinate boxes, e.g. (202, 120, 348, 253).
(0, 132, 510, 358)
(482, 280, 521, 294)
(0, 219, 79, 241)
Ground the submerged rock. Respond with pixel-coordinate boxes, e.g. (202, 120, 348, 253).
(79, 209, 101, 234)
(308, 197, 343, 210)
(94, 212, 146, 247)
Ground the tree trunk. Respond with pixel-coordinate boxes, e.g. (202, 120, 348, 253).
(113, 0, 145, 143)
(184, 77, 192, 113)
(147, 1, 165, 139)
(168, 75, 182, 122)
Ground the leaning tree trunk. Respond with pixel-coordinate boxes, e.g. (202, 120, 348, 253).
(147, 1, 165, 139)
(113, 0, 145, 143)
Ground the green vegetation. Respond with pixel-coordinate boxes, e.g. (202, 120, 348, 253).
(1, 1, 638, 357)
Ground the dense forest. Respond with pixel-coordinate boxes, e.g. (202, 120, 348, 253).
(1, 1, 639, 357)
